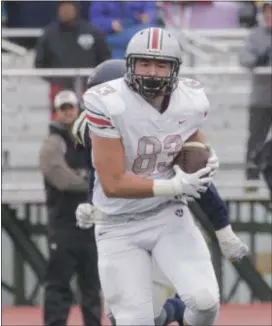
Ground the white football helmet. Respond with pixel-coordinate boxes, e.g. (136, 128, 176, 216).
(125, 27, 182, 98)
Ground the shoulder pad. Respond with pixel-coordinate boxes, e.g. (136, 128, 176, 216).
(178, 78, 204, 91)
(177, 77, 210, 115)
(90, 82, 117, 97)
(89, 78, 123, 97)
(84, 78, 125, 116)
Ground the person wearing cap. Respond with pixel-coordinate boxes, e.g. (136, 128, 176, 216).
(34, 1, 111, 118)
(39, 89, 101, 326)
(239, 0, 272, 189)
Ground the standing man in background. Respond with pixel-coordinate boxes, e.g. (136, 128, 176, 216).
(239, 0, 272, 188)
(34, 0, 111, 119)
(39, 90, 101, 326)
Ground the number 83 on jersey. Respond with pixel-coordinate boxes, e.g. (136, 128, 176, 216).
(132, 134, 183, 177)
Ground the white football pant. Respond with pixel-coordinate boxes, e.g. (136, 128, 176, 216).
(95, 203, 220, 325)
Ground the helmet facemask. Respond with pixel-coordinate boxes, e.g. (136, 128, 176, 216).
(125, 55, 181, 99)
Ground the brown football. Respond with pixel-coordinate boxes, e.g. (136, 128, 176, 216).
(174, 142, 210, 173)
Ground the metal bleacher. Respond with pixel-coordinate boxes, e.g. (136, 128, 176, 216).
(2, 28, 271, 201)
(2, 50, 49, 166)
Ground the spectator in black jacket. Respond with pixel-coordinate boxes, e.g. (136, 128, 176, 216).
(40, 90, 101, 326)
(34, 1, 111, 118)
(238, 1, 258, 28)
(239, 1, 272, 187)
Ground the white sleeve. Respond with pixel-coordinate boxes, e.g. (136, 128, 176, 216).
(83, 92, 121, 139)
(183, 91, 210, 141)
(192, 87, 210, 131)
(197, 90, 209, 127)
(180, 78, 210, 128)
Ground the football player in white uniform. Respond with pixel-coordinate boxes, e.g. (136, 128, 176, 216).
(81, 27, 220, 326)
(75, 59, 249, 265)
(73, 59, 249, 326)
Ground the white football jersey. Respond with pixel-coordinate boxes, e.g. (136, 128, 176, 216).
(84, 77, 210, 215)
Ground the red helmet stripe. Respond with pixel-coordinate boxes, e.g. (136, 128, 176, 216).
(148, 28, 163, 51)
(151, 28, 160, 50)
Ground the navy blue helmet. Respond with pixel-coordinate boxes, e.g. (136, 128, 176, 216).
(73, 59, 126, 147)
(87, 59, 126, 88)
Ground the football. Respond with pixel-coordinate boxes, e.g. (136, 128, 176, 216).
(173, 142, 210, 173)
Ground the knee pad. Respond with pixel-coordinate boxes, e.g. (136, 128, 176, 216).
(195, 303, 219, 326)
(194, 288, 219, 311)
(184, 288, 220, 325)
